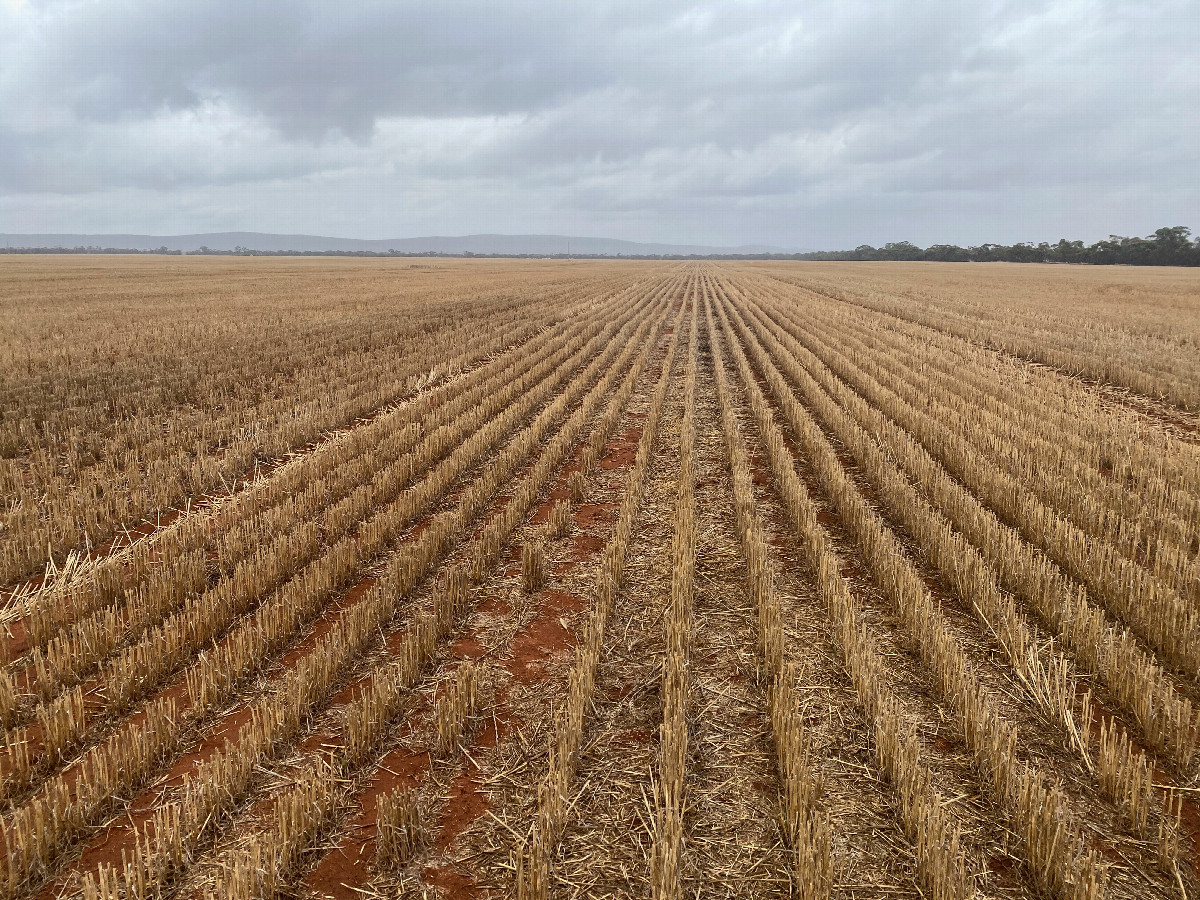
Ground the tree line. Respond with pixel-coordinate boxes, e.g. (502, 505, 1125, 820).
(798, 226, 1199, 266)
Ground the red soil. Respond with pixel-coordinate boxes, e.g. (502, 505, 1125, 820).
(568, 533, 605, 563)
(506, 590, 585, 684)
(422, 864, 479, 900)
(436, 769, 490, 850)
(573, 502, 618, 531)
(600, 426, 641, 470)
(451, 634, 488, 660)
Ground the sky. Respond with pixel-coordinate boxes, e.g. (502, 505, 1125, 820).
(1, 0, 1197, 249)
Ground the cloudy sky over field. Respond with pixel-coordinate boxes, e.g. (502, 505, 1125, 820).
(1, 0, 1197, 248)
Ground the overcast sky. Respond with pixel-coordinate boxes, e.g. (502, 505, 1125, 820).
(1, 0, 1197, 249)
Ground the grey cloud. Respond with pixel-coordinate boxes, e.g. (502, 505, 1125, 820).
(5, 1, 621, 134)
(1, 0, 1197, 248)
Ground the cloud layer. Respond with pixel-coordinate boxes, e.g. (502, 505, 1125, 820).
(2, 0, 1197, 247)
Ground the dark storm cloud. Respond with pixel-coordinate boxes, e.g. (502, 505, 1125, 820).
(1, 0, 1197, 247)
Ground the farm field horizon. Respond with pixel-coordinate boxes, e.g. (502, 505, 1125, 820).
(1, 255, 1199, 900)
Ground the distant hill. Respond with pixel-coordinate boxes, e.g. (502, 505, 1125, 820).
(0, 232, 796, 256)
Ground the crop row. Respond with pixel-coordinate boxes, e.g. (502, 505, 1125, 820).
(1, 265, 647, 587)
(709, 279, 1107, 900)
(737, 279, 1199, 775)
(720, 279, 1188, 867)
(197, 277, 683, 900)
(759, 266, 1200, 412)
(649, 287, 697, 900)
(699, 280, 830, 899)
(3, 279, 621, 722)
(516, 284, 688, 899)
(0, 279, 671, 897)
(761, 283, 1200, 646)
(0, 287, 636, 801)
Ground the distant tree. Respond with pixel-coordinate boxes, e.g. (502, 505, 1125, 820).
(1007, 242, 1044, 263)
(968, 243, 1008, 262)
(1150, 226, 1194, 265)
(1051, 239, 1087, 263)
(924, 244, 970, 262)
(882, 241, 922, 261)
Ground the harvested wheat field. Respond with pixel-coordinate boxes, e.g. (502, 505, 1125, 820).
(2, 255, 1200, 900)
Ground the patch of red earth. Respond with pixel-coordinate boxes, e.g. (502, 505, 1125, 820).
(475, 595, 510, 616)
(273, 570, 378, 665)
(451, 634, 487, 660)
(1085, 833, 1125, 865)
(568, 533, 605, 563)
(573, 501, 618, 531)
(304, 838, 374, 899)
(529, 484, 576, 526)
(436, 769, 490, 850)
(0, 614, 32, 663)
(34, 808, 153, 899)
(422, 864, 480, 900)
(160, 702, 263, 787)
(815, 508, 840, 529)
(987, 850, 1022, 889)
(473, 703, 514, 750)
(383, 747, 433, 789)
(600, 426, 642, 470)
(766, 531, 789, 549)
(602, 679, 636, 702)
(384, 619, 417, 654)
(505, 590, 585, 684)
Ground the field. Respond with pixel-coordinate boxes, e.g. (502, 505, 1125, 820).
(1, 255, 1199, 900)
